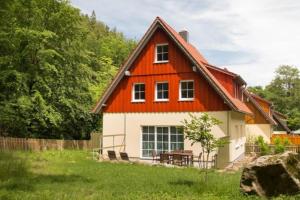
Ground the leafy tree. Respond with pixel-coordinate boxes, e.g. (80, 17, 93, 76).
(0, 0, 136, 139)
(249, 65, 300, 131)
(182, 113, 228, 181)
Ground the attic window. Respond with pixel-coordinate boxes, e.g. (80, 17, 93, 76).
(155, 44, 168, 63)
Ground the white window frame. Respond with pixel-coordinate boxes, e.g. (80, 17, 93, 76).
(179, 80, 194, 101)
(132, 83, 145, 102)
(155, 81, 169, 102)
(140, 126, 184, 159)
(154, 43, 169, 63)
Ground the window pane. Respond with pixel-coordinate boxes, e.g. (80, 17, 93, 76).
(143, 142, 148, 149)
(182, 90, 187, 98)
(149, 126, 154, 133)
(177, 127, 183, 134)
(171, 135, 176, 142)
(162, 45, 168, 52)
(142, 134, 148, 141)
(157, 46, 162, 53)
(157, 91, 162, 99)
(163, 143, 168, 150)
(142, 150, 148, 157)
(170, 126, 176, 134)
(163, 53, 168, 61)
(149, 134, 155, 141)
(163, 90, 168, 99)
(162, 83, 168, 90)
(140, 92, 145, 99)
(142, 126, 148, 133)
(163, 134, 168, 141)
(157, 83, 162, 90)
(149, 142, 155, 149)
(188, 82, 193, 89)
(187, 90, 194, 98)
(178, 135, 184, 142)
(157, 53, 162, 61)
(157, 127, 162, 133)
(140, 84, 145, 91)
(163, 127, 168, 133)
(181, 82, 187, 90)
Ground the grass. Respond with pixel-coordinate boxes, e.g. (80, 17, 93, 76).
(0, 151, 299, 200)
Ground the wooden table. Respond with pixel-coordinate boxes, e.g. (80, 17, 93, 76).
(162, 152, 193, 166)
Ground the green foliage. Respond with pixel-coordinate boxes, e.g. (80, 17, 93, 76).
(182, 113, 229, 171)
(0, 0, 136, 138)
(255, 136, 270, 156)
(273, 136, 291, 154)
(248, 65, 300, 131)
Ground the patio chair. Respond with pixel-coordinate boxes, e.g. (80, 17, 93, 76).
(107, 150, 117, 160)
(172, 154, 185, 166)
(151, 150, 159, 163)
(160, 153, 170, 164)
(120, 152, 129, 161)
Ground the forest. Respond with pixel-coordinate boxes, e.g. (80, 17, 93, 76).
(0, 0, 136, 139)
(0, 0, 299, 140)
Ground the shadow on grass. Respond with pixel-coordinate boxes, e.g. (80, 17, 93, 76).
(169, 179, 196, 187)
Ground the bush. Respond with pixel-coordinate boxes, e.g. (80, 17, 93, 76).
(273, 137, 291, 154)
(255, 136, 270, 156)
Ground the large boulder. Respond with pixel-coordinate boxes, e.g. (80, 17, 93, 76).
(240, 151, 300, 197)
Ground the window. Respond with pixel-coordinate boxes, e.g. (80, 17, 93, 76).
(141, 126, 184, 158)
(132, 83, 145, 102)
(179, 80, 194, 100)
(155, 44, 168, 62)
(156, 127, 169, 155)
(155, 82, 169, 101)
(142, 126, 155, 157)
(170, 126, 184, 151)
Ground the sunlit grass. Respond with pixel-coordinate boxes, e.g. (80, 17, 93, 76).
(0, 150, 298, 200)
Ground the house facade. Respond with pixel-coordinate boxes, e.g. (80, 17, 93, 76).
(243, 90, 291, 143)
(93, 17, 252, 168)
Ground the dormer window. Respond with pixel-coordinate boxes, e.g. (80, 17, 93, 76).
(155, 44, 168, 63)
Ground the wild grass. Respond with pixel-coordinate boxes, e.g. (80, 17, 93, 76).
(0, 150, 299, 200)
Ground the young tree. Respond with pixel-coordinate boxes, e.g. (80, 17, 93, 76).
(182, 113, 228, 181)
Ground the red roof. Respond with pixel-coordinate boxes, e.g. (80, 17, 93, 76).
(93, 17, 252, 115)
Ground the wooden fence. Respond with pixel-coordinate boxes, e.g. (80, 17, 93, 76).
(245, 143, 300, 154)
(0, 132, 101, 151)
(271, 134, 300, 145)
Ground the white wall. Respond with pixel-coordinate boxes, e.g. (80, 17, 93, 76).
(102, 111, 246, 168)
(245, 124, 272, 143)
(228, 111, 246, 163)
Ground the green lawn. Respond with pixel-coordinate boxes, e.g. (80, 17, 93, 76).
(0, 151, 298, 200)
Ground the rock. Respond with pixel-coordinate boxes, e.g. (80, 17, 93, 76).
(240, 151, 300, 197)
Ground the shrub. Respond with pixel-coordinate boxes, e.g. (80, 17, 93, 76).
(273, 137, 291, 154)
(255, 136, 270, 156)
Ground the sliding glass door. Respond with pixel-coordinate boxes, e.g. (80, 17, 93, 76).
(141, 126, 184, 158)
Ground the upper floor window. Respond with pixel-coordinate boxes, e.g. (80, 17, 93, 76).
(155, 82, 169, 101)
(132, 83, 145, 102)
(155, 44, 168, 63)
(179, 80, 194, 100)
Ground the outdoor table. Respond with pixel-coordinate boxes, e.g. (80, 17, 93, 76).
(163, 152, 193, 166)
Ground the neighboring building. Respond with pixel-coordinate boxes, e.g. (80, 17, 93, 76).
(243, 90, 291, 142)
(272, 110, 291, 134)
(92, 17, 252, 168)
